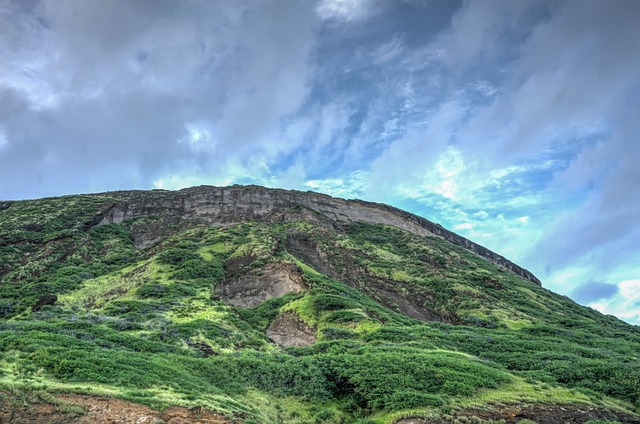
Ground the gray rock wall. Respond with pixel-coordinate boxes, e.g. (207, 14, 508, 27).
(98, 185, 541, 285)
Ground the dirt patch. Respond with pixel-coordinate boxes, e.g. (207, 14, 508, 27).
(188, 341, 218, 357)
(219, 262, 306, 308)
(396, 403, 640, 424)
(266, 311, 317, 347)
(0, 393, 237, 424)
(31, 294, 57, 312)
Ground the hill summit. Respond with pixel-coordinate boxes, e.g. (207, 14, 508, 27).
(0, 185, 638, 423)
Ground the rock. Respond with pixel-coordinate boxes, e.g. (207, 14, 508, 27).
(32, 294, 57, 312)
(188, 341, 217, 357)
(0, 392, 235, 424)
(219, 262, 306, 308)
(266, 312, 316, 347)
(94, 185, 541, 286)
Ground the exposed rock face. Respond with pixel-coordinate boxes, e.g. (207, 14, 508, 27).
(266, 312, 316, 347)
(285, 232, 459, 324)
(32, 294, 57, 312)
(0, 393, 235, 424)
(96, 185, 541, 286)
(396, 404, 640, 424)
(219, 262, 306, 308)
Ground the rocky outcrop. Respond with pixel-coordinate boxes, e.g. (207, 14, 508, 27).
(396, 404, 640, 424)
(285, 231, 459, 324)
(218, 262, 306, 308)
(0, 393, 236, 424)
(95, 185, 541, 285)
(32, 294, 57, 312)
(266, 312, 316, 347)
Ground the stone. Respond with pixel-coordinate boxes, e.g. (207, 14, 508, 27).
(219, 262, 305, 308)
(266, 312, 316, 347)
(94, 185, 541, 285)
(32, 294, 57, 312)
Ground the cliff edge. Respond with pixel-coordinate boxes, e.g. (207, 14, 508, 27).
(95, 185, 541, 286)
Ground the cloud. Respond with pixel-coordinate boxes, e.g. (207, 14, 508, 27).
(0, 0, 319, 199)
(316, 0, 373, 22)
(305, 170, 369, 199)
(426, 0, 640, 293)
(590, 280, 640, 325)
(1, 0, 639, 324)
(528, 109, 640, 276)
(571, 281, 619, 304)
(458, 0, 640, 160)
(366, 100, 467, 201)
(444, 0, 539, 67)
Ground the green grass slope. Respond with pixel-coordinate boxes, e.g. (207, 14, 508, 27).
(0, 192, 639, 423)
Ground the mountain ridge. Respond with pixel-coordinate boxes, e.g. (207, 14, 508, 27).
(1, 184, 639, 423)
(84, 184, 541, 286)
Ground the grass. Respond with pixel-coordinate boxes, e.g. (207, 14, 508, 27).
(1, 193, 639, 422)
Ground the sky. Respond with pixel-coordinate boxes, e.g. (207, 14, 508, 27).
(1, 0, 639, 324)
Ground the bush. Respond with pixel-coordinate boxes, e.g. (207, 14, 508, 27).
(157, 248, 200, 265)
(172, 259, 224, 281)
(312, 294, 357, 312)
(322, 349, 510, 411)
(321, 327, 358, 341)
(137, 282, 198, 299)
(323, 310, 367, 324)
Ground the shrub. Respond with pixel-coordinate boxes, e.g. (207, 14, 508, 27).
(157, 248, 200, 265)
(312, 294, 357, 312)
(172, 259, 224, 281)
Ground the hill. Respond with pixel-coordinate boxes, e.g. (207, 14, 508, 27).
(0, 185, 638, 423)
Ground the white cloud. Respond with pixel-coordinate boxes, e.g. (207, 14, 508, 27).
(0, 1, 319, 199)
(372, 35, 404, 64)
(1, 0, 639, 325)
(316, 0, 371, 22)
(182, 123, 215, 153)
(305, 170, 369, 199)
(366, 100, 467, 200)
(431, 148, 466, 200)
(618, 280, 640, 302)
(586, 280, 640, 325)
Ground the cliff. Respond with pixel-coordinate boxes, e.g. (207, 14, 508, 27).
(95, 184, 541, 285)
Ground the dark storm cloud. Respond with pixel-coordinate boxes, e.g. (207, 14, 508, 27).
(571, 281, 619, 304)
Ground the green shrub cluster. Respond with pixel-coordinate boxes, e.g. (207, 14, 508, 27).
(2, 197, 640, 422)
(322, 349, 509, 411)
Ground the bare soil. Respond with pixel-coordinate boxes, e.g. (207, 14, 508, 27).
(219, 261, 306, 308)
(0, 393, 237, 424)
(266, 311, 317, 347)
(396, 403, 640, 424)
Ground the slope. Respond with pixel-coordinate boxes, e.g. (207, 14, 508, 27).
(0, 186, 638, 423)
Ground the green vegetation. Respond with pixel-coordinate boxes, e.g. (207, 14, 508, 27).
(0, 192, 639, 423)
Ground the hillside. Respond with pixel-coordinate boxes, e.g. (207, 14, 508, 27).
(0, 185, 639, 423)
